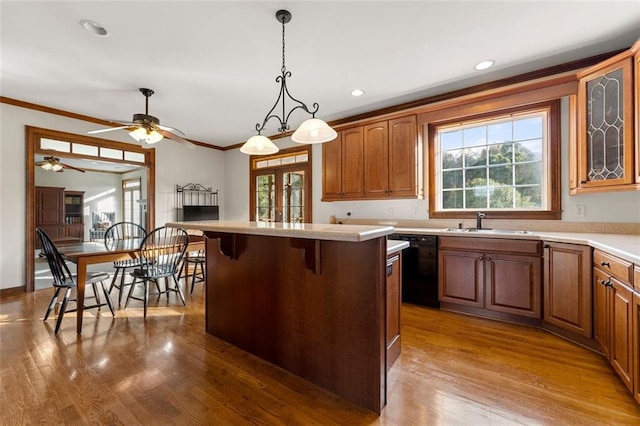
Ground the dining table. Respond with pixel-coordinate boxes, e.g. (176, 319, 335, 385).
(56, 238, 142, 334)
(56, 234, 206, 334)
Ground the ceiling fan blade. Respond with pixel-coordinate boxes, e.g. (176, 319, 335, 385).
(88, 125, 135, 134)
(59, 162, 86, 173)
(157, 124, 185, 136)
(160, 130, 196, 149)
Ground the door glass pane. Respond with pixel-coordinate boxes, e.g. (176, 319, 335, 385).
(283, 170, 305, 223)
(256, 174, 275, 222)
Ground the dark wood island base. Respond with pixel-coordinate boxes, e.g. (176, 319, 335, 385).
(203, 231, 388, 413)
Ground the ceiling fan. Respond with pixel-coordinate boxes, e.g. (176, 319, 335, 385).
(88, 88, 195, 149)
(36, 156, 86, 173)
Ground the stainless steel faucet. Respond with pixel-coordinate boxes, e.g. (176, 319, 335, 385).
(476, 212, 485, 229)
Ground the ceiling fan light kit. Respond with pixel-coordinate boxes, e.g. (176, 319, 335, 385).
(37, 156, 85, 173)
(88, 88, 195, 149)
(241, 9, 337, 156)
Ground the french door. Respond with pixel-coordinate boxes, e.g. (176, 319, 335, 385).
(250, 146, 311, 223)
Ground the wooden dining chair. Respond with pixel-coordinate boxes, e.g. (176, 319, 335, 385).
(124, 226, 189, 318)
(105, 222, 146, 305)
(36, 228, 115, 334)
(177, 249, 205, 294)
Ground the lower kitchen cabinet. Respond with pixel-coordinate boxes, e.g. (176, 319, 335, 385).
(633, 291, 640, 404)
(438, 237, 542, 319)
(593, 249, 635, 393)
(386, 252, 402, 371)
(543, 242, 593, 338)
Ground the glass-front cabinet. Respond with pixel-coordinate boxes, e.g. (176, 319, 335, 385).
(574, 45, 637, 193)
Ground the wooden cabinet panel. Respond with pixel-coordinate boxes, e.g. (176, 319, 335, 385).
(65, 224, 84, 240)
(593, 268, 611, 358)
(364, 121, 389, 198)
(610, 277, 634, 392)
(321, 115, 420, 200)
(485, 253, 541, 318)
(595, 249, 633, 284)
(633, 292, 640, 404)
(386, 253, 402, 371)
(341, 127, 364, 198)
(388, 116, 418, 197)
(634, 40, 640, 184)
(36, 186, 64, 226)
(322, 132, 343, 199)
(439, 236, 541, 256)
(543, 242, 593, 337)
(438, 249, 484, 307)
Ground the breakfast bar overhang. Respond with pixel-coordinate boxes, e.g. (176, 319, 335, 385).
(166, 221, 394, 414)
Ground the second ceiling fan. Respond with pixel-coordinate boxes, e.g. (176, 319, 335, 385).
(88, 88, 195, 149)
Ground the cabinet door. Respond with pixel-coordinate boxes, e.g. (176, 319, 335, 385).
(633, 292, 640, 404)
(438, 249, 484, 308)
(341, 127, 364, 198)
(635, 45, 640, 184)
(577, 57, 634, 188)
(36, 186, 64, 226)
(543, 242, 593, 337)
(386, 253, 401, 371)
(322, 132, 343, 200)
(610, 277, 634, 392)
(363, 121, 389, 198)
(593, 268, 611, 358)
(485, 253, 542, 318)
(65, 224, 84, 240)
(388, 115, 417, 197)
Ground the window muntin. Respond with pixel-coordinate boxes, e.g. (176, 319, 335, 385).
(436, 110, 548, 212)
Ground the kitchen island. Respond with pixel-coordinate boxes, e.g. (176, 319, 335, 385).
(166, 221, 395, 414)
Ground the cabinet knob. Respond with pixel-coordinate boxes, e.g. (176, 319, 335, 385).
(485, 256, 491, 261)
(580, 180, 587, 184)
(479, 256, 484, 261)
(543, 244, 550, 249)
(600, 261, 610, 268)
(604, 280, 612, 287)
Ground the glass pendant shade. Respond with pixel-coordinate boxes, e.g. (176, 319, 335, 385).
(291, 118, 338, 144)
(240, 135, 279, 155)
(129, 127, 163, 144)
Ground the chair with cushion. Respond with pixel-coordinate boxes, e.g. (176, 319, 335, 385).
(36, 228, 115, 334)
(125, 226, 189, 318)
(105, 222, 146, 305)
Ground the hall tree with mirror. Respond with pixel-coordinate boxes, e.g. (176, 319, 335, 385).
(26, 126, 156, 292)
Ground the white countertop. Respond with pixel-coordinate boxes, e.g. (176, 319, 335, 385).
(387, 240, 409, 255)
(394, 227, 640, 265)
(166, 220, 394, 242)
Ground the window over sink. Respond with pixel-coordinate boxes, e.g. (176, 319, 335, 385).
(425, 99, 561, 220)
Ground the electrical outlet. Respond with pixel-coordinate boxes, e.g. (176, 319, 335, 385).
(573, 204, 586, 218)
(413, 207, 419, 216)
(389, 208, 395, 216)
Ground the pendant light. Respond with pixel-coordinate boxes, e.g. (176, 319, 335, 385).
(241, 9, 337, 155)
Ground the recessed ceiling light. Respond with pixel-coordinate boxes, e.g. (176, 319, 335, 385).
(350, 89, 365, 97)
(474, 60, 495, 71)
(79, 19, 108, 37)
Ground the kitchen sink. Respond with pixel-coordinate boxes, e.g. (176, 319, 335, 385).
(442, 228, 532, 235)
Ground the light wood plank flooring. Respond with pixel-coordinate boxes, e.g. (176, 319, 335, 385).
(2, 282, 640, 425)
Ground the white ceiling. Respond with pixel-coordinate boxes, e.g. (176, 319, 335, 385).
(2, 1, 639, 149)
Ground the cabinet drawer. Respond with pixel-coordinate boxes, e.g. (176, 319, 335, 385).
(439, 236, 541, 256)
(594, 250, 633, 283)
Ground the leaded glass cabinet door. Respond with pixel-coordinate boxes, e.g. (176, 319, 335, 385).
(577, 56, 634, 190)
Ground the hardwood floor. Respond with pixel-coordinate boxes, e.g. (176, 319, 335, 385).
(2, 283, 640, 425)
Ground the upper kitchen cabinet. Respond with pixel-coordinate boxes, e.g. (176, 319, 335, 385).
(322, 127, 364, 200)
(323, 115, 422, 201)
(634, 38, 640, 184)
(573, 41, 639, 193)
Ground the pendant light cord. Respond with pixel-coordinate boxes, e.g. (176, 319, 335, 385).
(281, 16, 286, 74)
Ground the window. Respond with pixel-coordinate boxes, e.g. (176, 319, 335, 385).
(427, 100, 560, 219)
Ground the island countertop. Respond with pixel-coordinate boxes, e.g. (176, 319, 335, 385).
(166, 220, 394, 242)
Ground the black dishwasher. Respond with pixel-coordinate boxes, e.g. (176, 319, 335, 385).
(390, 234, 439, 308)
